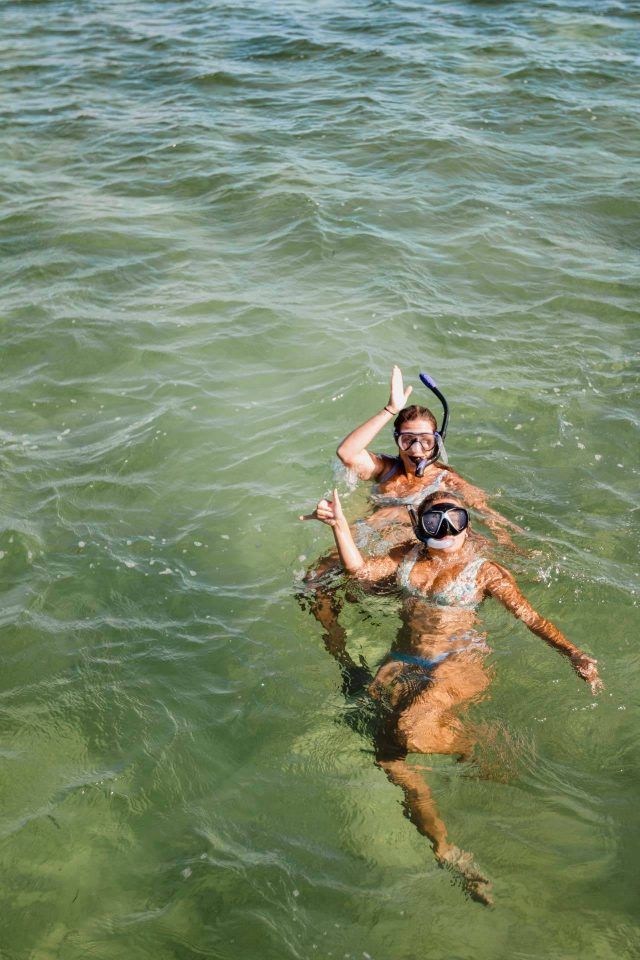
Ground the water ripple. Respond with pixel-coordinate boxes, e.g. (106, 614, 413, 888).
(1, 0, 639, 955)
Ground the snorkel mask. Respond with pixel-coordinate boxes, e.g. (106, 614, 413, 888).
(407, 501, 469, 546)
(393, 372, 450, 477)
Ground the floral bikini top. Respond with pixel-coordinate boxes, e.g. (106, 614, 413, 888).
(369, 459, 448, 508)
(397, 545, 487, 609)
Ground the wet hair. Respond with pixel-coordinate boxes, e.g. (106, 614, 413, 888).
(393, 404, 437, 433)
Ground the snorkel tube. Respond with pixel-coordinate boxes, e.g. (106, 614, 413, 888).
(415, 372, 450, 477)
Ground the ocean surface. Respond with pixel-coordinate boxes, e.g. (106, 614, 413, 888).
(1, 0, 639, 956)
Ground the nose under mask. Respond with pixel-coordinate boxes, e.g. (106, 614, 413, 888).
(431, 516, 460, 539)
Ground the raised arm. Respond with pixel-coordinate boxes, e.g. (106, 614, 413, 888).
(300, 489, 400, 581)
(336, 366, 412, 480)
(482, 562, 603, 694)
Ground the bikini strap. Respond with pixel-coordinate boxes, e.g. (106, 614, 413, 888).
(463, 557, 487, 580)
(376, 455, 402, 484)
(397, 544, 423, 593)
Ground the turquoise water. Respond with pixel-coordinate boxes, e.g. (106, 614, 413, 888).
(1, 0, 639, 955)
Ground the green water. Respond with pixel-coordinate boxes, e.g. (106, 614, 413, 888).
(1, 0, 639, 956)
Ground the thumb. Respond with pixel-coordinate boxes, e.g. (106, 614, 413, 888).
(404, 385, 413, 402)
(333, 488, 343, 515)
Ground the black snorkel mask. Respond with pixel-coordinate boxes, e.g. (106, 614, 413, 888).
(407, 502, 469, 545)
(393, 372, 450, 478)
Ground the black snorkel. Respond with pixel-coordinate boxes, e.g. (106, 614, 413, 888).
(415, 372, 450, 477)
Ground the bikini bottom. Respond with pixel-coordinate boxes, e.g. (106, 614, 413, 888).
(386, 631, 487, 675)
(376, 631, 489, 704)
(338, 633, 488, 743)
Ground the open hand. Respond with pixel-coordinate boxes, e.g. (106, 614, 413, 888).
(299, 488, 346, 527)
(571, 653, 604, 695)
(387, 365, 413, 414)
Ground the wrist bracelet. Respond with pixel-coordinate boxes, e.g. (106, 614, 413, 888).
(383, 405, 396, 416)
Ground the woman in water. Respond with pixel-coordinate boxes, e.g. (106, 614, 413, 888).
(303, 489, 602, 904)
(301, 365, 521, 656)
(335, 365, 520, 550)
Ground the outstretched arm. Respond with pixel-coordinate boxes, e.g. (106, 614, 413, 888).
(336, 365, 412, 479)
(300, 489, 400, 581)
(445, 471, 523, 547)
(482, 562, 603, 694)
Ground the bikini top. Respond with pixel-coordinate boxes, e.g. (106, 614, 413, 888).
(369, 459, 449, 507)
(397, 545, 487, 609)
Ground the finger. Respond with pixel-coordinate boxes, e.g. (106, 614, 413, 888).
(404, 385, 413, 401)
(299, 513, 317, 521)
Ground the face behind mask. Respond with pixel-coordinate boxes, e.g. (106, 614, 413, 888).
(408, 502, 469, 545)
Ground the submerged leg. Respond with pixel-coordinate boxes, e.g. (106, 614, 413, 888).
(376, 753, 493, 906)
(371, 655, 495, 904)
(376, 754, 450, 857)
